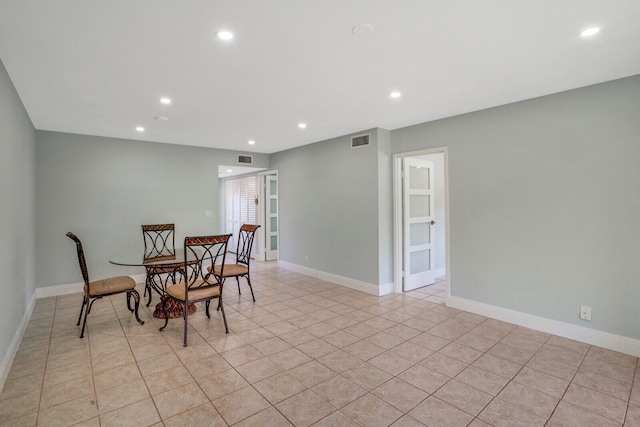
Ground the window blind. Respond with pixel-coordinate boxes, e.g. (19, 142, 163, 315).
(224, 176, 257, 252)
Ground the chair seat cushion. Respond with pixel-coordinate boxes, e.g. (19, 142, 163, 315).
(89, 276, 135, 296)
(167, 281, 221, 302)
(213, 264, 248, 277)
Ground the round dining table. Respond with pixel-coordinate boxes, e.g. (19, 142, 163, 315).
(109, 249, 199, 319)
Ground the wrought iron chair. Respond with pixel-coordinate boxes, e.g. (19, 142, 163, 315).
(66, 232, 144, 338)
(211, 224, 260, 302)
(142, 224, 184, 307)
(159, 234, 231, 346)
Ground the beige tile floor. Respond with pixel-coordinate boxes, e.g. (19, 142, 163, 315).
(2, 262, 640, 426)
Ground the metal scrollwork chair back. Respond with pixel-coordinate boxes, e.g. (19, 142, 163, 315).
(211, 224, 260, 302)
(141, 224, 183, 306)
(66, 232, 144, 338)
(159, 234, 231, 346)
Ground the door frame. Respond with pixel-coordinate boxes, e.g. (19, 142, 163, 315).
(393, 147, 450, 298)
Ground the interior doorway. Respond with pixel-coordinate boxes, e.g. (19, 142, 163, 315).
(223, 175, 258, 255)
(393, 148, 449, 296)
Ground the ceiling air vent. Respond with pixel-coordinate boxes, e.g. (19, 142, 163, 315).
(351, 133, 370, 149)
(237, 154, 253, 165)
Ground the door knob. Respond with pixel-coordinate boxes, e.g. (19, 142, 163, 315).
(430, 220, 436, 225)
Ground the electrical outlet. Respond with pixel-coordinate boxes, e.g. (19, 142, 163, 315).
(205, 211, 212, 217)
(579, 305, 592, 321)
(305, 255, 309, 263)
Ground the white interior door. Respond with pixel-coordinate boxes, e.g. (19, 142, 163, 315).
(403, 157, 435, 291)
(265, 175, 278, 261)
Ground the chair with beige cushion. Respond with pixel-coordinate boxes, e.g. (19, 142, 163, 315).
(212, 224, 260, 302)
(159, 234, 231, 346)
(66, 232, 144, 338)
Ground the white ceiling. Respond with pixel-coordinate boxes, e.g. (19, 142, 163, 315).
(1, 1, 639, 154)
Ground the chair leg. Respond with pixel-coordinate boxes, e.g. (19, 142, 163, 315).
(126, 291, 133, 313)
(217, 278, 226, 311)
(219, 298, 229, 334)
(145, 276, 153, 307)
(128, 290, 145, 325)
(246, 275, 256, 302)
(76, 294, 87, 326)
(205, 300, 211, 318)
(159, 297, 170, 332)
(183, 301, 189, 347)
(80, 297, 98, 338)
(236, 277, 241, 295)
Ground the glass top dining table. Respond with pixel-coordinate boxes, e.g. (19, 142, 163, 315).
(108, 249, 198, 267)
(109, 248, 201, 319)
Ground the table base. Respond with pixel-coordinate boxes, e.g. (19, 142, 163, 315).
(153, 296, 196, 319)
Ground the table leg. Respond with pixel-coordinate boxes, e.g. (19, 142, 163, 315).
(152, 295, 197, 319)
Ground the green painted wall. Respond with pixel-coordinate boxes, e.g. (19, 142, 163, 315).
(391, 75, 640, 338)
(270, 129, 386, 285)
(0, 58, 36, 371)
(377, 129, 393, 286)
(35, 131, 269, 286)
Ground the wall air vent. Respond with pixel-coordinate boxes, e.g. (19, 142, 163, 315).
(237, 154, 253, 165)
(351, 133, 370, 149)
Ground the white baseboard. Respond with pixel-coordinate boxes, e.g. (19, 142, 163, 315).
(378, 282, 394, 296)
(277, 261, 389, 296)
(36, 281, 83, 298)
(447, 296, 640, 357)
(0, 292, 37, 391)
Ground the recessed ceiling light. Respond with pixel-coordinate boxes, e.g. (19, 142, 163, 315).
(298, 123, 307, 129)
(160, 97, 171, 105)
(580, 27, 600, 37)
(226, 169, 232, 173)
(136, 126, 145, 132)
(248, 140, 256, 145)
(154, 116, 169, 121)
(390, 91, 402, 98)
(217, 31, 234, 41)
